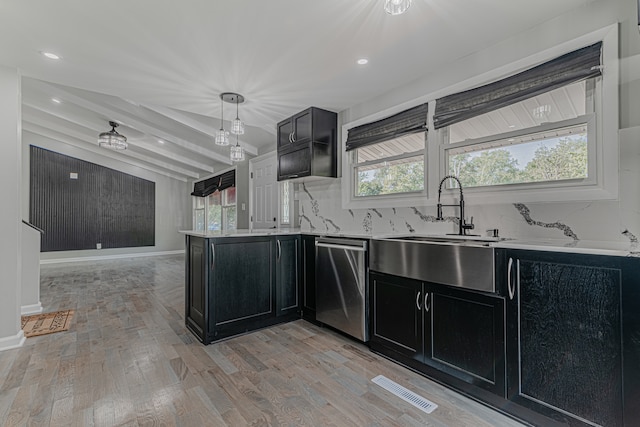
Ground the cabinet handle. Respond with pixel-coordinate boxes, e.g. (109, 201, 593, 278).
(424, 292, 431, 312)
(277, 239, 282, 261)
(289, 132, 294, 143)
(507, 257, 515, 300)
(292, 132, 296, 142)
(210, 242, 215, 271)
(416, 291, 421, 310)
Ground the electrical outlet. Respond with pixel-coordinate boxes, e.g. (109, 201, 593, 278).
(96, 243, 102, 249)
(242, 203, 246, 211)
(70, 172, 78, 179)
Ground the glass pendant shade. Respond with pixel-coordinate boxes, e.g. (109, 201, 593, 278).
(215, 128, 230, 146)
(230, 117, 245, 135)
(98, 121, 128, 150)
(384, 0, 412, 15)
(230, 143, 245, 162)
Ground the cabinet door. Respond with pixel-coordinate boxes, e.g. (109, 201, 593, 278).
(186, 236, 208, 342)
(507, 251, 623, 427)
(370, 272, 424, 361)
(301, 235, 316, 320)
(210, 237, 274, 334)
(277, 118, 293, 148)
(292, 109, 312, 145)
(276, 236, 299, 317)
(277, 144, 311, 180)
(429, 286, 505, 397)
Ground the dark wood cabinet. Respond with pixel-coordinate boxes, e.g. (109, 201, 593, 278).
(275, 235, 300, 317)
(370, 271, 505, 397)
(504, 250, 631, 427)
(429, 286, 505, 397)
(276, 107, 337, 181)
(301, 234, 316, 321)
(185, 234, 302, 345)
(210, 236, 274, 338)
(370, 272, 424, 361)
(185, 236, 208, 342)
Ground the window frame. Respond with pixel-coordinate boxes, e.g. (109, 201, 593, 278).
(341, 24, 618, 209)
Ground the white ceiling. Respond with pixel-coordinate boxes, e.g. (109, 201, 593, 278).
(0, 0, 595, 181)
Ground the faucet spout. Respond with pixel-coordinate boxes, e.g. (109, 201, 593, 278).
(436, 175, 474, 236)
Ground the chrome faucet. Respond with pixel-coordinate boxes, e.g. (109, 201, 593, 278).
(436, 175, 475, 236)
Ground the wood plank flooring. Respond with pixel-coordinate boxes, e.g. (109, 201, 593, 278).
(0, 255, 526, 426)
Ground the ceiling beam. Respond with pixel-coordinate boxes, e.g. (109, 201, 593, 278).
(23, 121, 196, 181)
(22, 101, 215, 174)
(142, 104, 259, 156)
(30, 79, 234, 165)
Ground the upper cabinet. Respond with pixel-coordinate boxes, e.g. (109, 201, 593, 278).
(277, 107, 337, 181)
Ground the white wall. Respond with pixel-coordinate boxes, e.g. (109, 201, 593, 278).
(0, 66, 24, 350)
(298, 0, 640, 244)
(23, 132, 192, 261)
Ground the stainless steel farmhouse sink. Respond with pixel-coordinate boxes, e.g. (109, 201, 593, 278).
(370, 236, 496, 293)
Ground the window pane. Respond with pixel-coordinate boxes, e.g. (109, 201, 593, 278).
(281, 183, 290, 225)
(224, 187, 236, 205)
(356, 132, 425, 164)
(194, 209, 205, 231)
(194, 196, 205, 209)
(356, 155, 424, 197)
(207, 193, 222, 231)
(448, 124, 587, 188)
(224, 206, 237, 231)
(449, 80, 587, 144)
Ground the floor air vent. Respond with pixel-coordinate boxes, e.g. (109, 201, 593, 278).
(371, 375, 438, 414)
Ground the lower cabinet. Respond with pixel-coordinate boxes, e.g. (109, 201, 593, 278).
(505, 250, 637, 427)
(185, 234, 300, 344)
(275, 235, 300, 317)
(301, 234, 316, 321)
(370, 271, 505, 397)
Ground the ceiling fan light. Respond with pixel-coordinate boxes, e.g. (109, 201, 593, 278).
(98, 121, 128, 150)
(384, 0, 412, 15)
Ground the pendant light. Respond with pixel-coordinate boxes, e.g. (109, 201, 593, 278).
(230, 94, 245, 135)
(384, 0, 412, 15)
(98, 121, 128, 150)
(230, 133, 245, 162)
(215, 94, 230, 146)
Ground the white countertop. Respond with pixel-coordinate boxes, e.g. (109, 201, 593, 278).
(179, 230, 638, 257)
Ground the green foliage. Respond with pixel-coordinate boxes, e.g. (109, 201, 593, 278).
(357, 160, 424, 196)
(522, 139, 588, 182)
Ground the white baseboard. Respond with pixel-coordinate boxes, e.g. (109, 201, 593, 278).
(21, 302, 43, 315)
(40, 249, 185, 265)
(0, 330, 25, 352)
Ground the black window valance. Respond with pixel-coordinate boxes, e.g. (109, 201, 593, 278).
(433, 42, 602, 130)
(345, 103, 428, 151)
(191, 169, 235, 197)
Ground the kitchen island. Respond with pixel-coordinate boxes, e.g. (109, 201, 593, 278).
(181, 230, 302, 344)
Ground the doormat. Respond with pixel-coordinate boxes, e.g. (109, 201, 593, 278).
(21, 310, 75, 338)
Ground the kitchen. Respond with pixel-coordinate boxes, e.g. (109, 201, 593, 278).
(1, 0, 640, 426)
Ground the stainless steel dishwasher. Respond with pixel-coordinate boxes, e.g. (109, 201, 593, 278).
(315, 237, 369, 342)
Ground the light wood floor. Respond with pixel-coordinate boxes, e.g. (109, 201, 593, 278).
(0, 255, 526, 426)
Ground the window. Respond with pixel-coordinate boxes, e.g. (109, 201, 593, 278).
(191, 168, 237, 232)
(354, 133, 425, 197)
(345, 103, 428, 204)
(444, 79, 595, 188)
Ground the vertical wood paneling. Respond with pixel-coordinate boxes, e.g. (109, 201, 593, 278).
(29, 146, 155, 252)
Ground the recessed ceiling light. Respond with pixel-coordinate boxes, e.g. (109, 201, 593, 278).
(508, 138, 515, 142)
(158, 139, 165, 144)
(51, 98, 61, 104)
(40, 51, 61, 60)
(508, 125, 516, 128)
(357, 58, 369, 65)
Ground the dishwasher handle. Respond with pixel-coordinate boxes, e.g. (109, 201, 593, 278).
(315, 242, 367, 252)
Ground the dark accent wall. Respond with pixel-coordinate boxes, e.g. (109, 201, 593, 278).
(30, 145, 155, 252)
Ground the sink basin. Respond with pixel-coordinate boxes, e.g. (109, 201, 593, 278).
(371, 236, 496, 292)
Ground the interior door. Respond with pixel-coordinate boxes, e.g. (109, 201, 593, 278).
(251, 155, 278, 229)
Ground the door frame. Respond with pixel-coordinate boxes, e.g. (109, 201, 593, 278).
(249, 151, 281, 230)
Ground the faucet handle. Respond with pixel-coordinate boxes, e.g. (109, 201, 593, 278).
(462, 216, 475, 231)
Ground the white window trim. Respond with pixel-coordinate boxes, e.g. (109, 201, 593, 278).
(341, 23, 618, 209)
